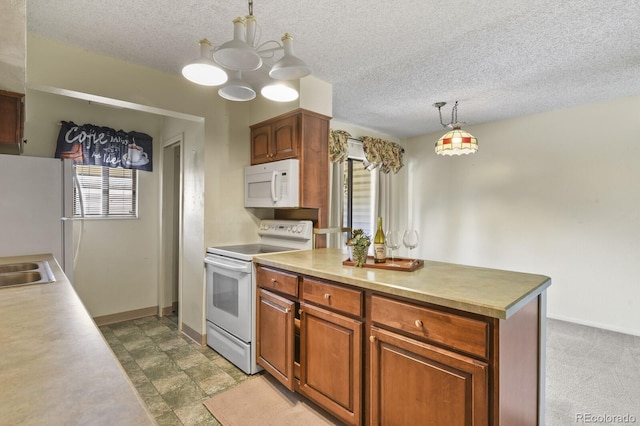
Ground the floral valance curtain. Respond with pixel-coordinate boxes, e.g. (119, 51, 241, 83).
(329, 129, 351, 163)
(330, 129, 405, 173)
(55, 121, 153, 172)
(361, 136, 404, 174)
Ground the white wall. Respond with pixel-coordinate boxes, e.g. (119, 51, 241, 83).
(0, 0, 25, 92)
(405, 95, 640, 336)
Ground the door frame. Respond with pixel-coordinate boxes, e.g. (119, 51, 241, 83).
(158, 133, 184, 329)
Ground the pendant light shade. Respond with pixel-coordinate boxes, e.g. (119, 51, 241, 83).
(181, 39, 228, 86)
(218, 71, 256, 101)
(213, 17, 262, 71)
(261, 82, 299, 102)
(433, 101, 478, 156)
(269, 34, 311, 80)
(435, 125, 478, 156)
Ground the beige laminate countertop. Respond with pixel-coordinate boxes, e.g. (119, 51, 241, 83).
(253, 248, 551, 319)
(0, 254, 155, 426)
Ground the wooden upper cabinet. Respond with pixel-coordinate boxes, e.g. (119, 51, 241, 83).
(272, 115, 298, 160)
(250, 109, 331, 246)
(0, 90, 25, 155)
(250, 114, 299, 164)
(250, 124, 272, 163)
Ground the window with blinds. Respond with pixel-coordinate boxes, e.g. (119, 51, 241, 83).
(73, 165, 138, 218)
(343, 159, 374, 237)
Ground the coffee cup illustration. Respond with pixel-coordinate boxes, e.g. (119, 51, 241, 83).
(128, 144, 146, 163)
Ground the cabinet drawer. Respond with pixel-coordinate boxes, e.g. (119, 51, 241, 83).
(256, 266, 298, 297)
(303, 278, 363, 317)
(371, 295, 488, 358)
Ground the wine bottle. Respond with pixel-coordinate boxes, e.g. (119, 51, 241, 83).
(373, 217, 387, 263)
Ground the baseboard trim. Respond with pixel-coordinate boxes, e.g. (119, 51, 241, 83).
(94, 306, 158, 326)
(546, 313, 640, 337)
(182, 322, 206, 346)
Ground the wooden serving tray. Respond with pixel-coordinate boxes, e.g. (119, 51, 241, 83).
(342, 256, 423, 272)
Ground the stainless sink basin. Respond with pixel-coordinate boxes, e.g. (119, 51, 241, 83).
(0, 261, 56, 288)
(0, 262, 39, 273)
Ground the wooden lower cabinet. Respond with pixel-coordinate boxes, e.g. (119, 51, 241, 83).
(256, 288, 295, 390)
(255, 265, 543, 426)
(299, 303, 363, 425)
(369, 326, 488, 426)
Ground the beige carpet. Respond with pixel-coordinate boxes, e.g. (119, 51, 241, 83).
(203, 374, 342, 425)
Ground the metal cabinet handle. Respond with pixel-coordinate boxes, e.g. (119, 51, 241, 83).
(369, 336, 376, 343)
(271, 278, 277, 286)
(415, 319, 423, 328)
(261, 298, 291, 314)
(324, 293, 331, 300)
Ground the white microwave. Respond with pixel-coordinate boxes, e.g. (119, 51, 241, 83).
(244, 159, 300, 208)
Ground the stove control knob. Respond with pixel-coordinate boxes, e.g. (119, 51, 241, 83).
(296, 225, 303, 233)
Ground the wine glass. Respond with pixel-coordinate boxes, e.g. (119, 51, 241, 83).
(385, 230, 401, 266)
(402, 229, 420, 265)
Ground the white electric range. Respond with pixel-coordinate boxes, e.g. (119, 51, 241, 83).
(204, 220, 313, 374)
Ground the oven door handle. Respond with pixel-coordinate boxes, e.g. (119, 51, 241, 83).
(204, 257, 251, 272)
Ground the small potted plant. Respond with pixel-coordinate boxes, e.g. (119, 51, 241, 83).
(346, 229, 371, 267)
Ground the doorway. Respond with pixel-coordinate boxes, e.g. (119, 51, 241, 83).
(161, 135, 183, 323)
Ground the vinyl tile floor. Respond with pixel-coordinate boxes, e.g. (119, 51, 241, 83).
(100, 314, 253, 425)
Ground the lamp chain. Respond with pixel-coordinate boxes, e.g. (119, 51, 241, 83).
(452, 101, 458, 124)
(437, 100, 460, 127)
(248, 0, 253, 16)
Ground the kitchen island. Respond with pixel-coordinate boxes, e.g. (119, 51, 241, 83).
(253, 248, 551, 425)
(0, 254, 155, 425)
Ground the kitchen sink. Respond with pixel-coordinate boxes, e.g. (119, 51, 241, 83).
(0, 262, 40, 274)
(0, 261, 55, 288)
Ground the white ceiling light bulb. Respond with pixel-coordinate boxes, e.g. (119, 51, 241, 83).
(182, 39, 228, 86)
(261, 82, 299, 102)
(269, 34, 311, 80)
(213, 17, 262, 71)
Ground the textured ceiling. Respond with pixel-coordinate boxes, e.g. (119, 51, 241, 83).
(27, 0, 640, 138)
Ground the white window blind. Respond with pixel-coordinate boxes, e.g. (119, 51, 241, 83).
(73, 165, 138, 217)
(343, 160, 374, 237)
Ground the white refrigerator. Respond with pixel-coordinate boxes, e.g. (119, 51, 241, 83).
(0, 154, 74, 282)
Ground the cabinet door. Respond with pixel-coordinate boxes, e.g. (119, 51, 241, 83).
(0, 91, 24, 154)
(299, 303, 363, 425)
(271, 115, 298, 161)
(370, 326, 488, 426)
(250, 124, 272, 164)
(257, 288, 295, 390)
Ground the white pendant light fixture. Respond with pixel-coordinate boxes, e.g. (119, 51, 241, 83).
(182, 0, 311, 102)
(181, 39, 228, 86)
(269, 34, 311, 80)
(433, 101, 478, 156)
(261, 80, 299, 102)
(213, 16, 262, 71)
(219, 71, 256, 101)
